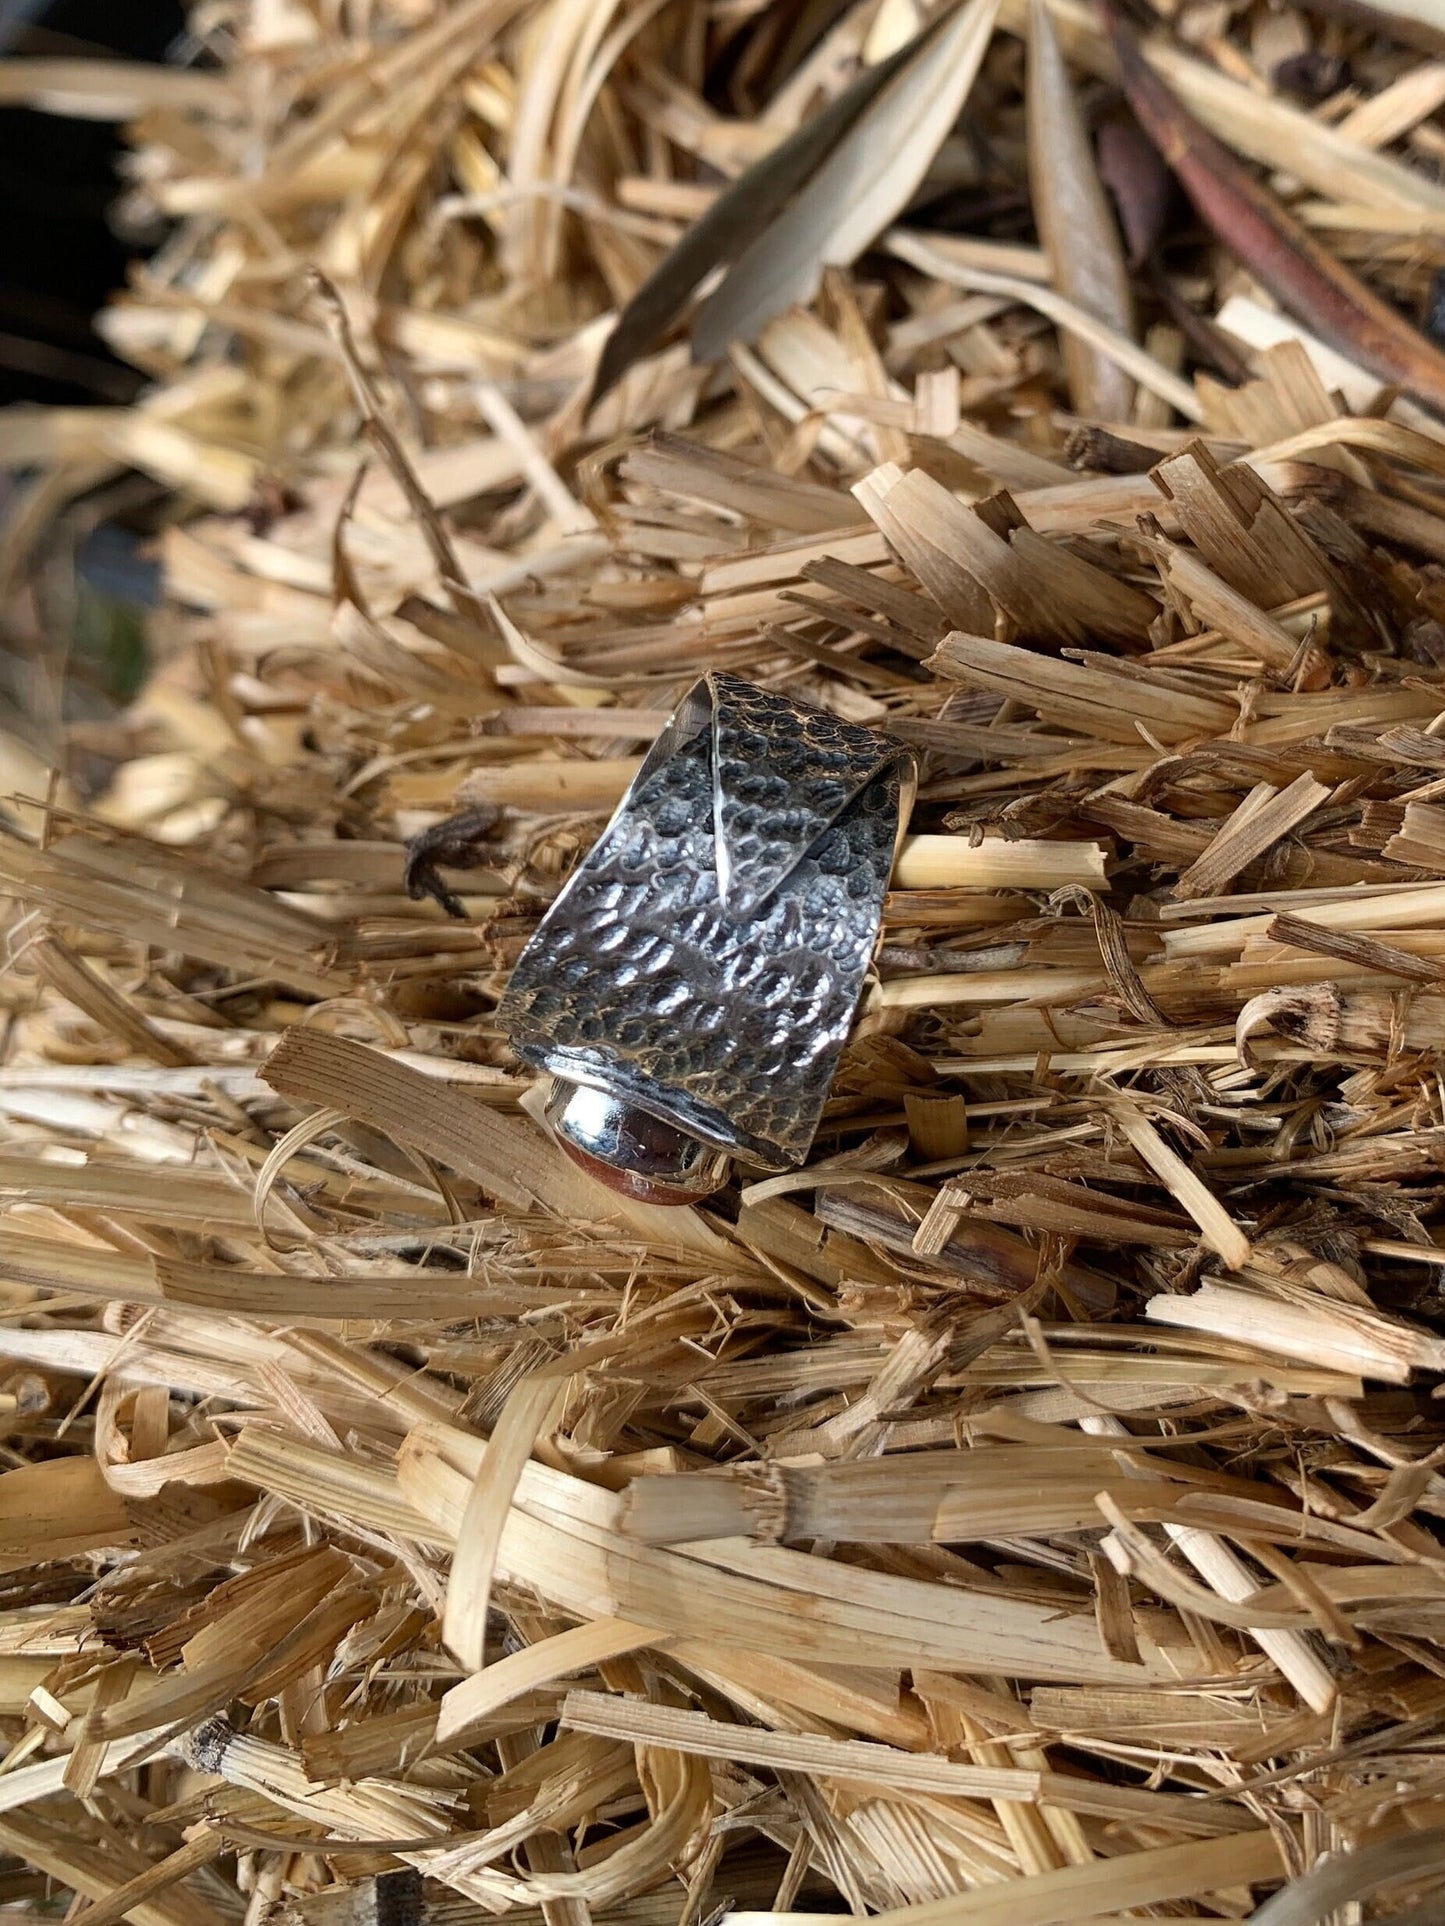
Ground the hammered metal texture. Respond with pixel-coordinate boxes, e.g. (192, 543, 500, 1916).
(710, 675, 902, 916)
(497, 673, 911, 1168)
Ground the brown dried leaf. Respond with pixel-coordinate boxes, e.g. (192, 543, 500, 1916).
(1094, 108, 1172, 271)
(1103, 2, 1445, 417)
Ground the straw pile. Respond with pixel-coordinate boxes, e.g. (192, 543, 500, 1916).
(6, 0, 1445, 1920)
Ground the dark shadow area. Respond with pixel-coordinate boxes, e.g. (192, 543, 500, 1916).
(0, 0, 185, 407)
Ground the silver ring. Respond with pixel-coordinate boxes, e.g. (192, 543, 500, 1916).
(498, 672, 917, 1203)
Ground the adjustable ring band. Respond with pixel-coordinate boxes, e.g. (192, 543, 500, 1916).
(498, 672, 917, 1203)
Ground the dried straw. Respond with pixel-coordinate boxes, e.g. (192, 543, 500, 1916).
(2, 1, 1445, 1922)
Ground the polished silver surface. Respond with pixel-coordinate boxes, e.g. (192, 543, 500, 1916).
(543, 1078, 731, 1203)
(498, 672, 916, 1194)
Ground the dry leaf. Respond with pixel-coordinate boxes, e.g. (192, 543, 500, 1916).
(1027, 0, 1135, 419)
(1104, 1, 1445, 417)
(1094, 107, 1172, 270)
(694, 0, 1002, 361)
(590, 26, 926, 403)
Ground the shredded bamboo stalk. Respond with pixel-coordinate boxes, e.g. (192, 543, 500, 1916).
(1081, 1416, 1337, 1714)
(1173, 773, 1331, 900)
(438, 1621, 663, 1752)
(726, 1829, 1285, 1926)
(1147, 1282, 1445, 1381)
(1109, 1103, 1250, 1270)
(559, 1690, 1044, 1800)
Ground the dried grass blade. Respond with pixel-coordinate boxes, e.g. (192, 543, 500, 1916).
(1000, 0, 1445, 216)
(693, 0, 1000, 361)
(1250, 1830, 1445, 1926)
(1336, 62, 1445, 152)
(1027, 0, 1134, 420)
(927, 630, 1235, 741)
(0, 1455, 133, 1568)
(889, 835, 1107, 891)
(0, 1813, 229, 1926)
(254, 1048, 732, 1273)
(0, 1222, 480, 1322)
(1302, 0, 1445, 56)
(443, 1370, 569, 1672)
(437, 1620, 661, 1752)
(1173, 773, 1330, 901)
(42, 1830, 226, 1926)
(0, 58, 239, 115)
(1263, 914, 1445, 987)
(1103, 4, 1445, 417)
(1146, 1283, 1445, 1381)
(884, 231, 1203, 421)
(1097, 1496, 1315, 1632)
(1082, 1417, 1337, 1712)
(32, 934, 196, 1068)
